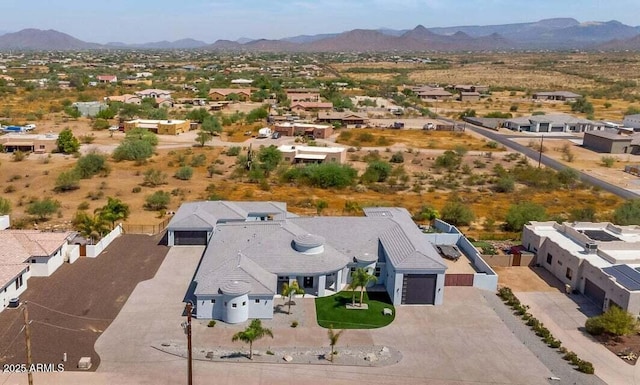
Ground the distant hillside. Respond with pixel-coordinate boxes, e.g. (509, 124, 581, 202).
(107, 38, 208, 49)
(0, 29, 101, 50)
(598, 34, 640, 50)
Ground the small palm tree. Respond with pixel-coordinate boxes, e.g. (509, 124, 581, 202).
(231, 319, 273, 359)
(347, 267, 378, 307)
(281, 280, 305, 315)
(327, 325, 345, 362)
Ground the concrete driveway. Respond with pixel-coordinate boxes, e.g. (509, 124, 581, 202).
(3, 247, 557, 385)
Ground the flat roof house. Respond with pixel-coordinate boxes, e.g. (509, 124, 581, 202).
(72, 101, 108, 117)
(523, 221, 640, 315)
(167, 201, 458, 323)
(135, 89, 173, 99)
(0, 133, 58, 154)
(623, 114, 640, 130)
(503, 113, 604, 133)
(124, 119, 190, 135)
(532, 91, 581, 102)
(583, 130, 640, 154)
(277, 145, 346, 164)
(273, 122, 334, 139)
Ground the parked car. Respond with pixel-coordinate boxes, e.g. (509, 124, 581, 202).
(271, 132, 281, 139)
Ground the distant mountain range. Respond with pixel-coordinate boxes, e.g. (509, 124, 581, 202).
(1, 18, 640, 51)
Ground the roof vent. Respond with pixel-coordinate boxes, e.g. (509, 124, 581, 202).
(293, 233, 325, 255)
(585, 242, 598, 254)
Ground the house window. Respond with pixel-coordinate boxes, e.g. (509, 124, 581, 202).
(15, 275, 23, 289)
(255, 299, 260, 304)
(210, 299, 215, 304)
(374, 267, 381, 277)
(31, 259, 36, 264)
(242, 301, 246, 306)
(224, 302, 228, 307)
(566, 268, 573, 280)
(546, 253, 553, 265)
(232, 303, 237, 308)
(350, 267, 356, 273)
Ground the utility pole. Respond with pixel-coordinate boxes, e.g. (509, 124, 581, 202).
(537, 134, 544, 168)
(23, 302, 34, 385)
(183, 302, 193, 385)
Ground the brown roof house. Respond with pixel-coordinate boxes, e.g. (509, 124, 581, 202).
(97, 75, 118, 83)
(208, 88, 252, 101)
(290, 102, 334, 114)
(273, 122, 334, 139)
(0, 133, 58, 153)
(317, 111, 369, 127)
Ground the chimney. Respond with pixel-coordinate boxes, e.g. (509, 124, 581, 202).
(585, 242, 598, 254)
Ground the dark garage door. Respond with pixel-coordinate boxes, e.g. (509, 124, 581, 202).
(402, 274, 437, 305)
(174, 231, 208, 246)
(584, 279, 606, 309)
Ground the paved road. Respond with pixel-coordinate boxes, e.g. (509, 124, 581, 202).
(460, 122, 640, 200)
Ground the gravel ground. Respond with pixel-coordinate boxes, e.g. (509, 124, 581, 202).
(481, 292, 607, 385)
(153, 342, 402, 367)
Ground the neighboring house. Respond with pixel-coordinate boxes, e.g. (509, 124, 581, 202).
(523, 221, 640, 316)
(290, 102, 334, 114)
(0, 228, 79, 313)
(135, 72, 153, 78)
(0, 133, 58, 153)
(503, 113, 604, 133)
(583, 131, 640, 154)
(104, 94, 142, 105)
(122, 79, 153, 87)
(273, 122, 334, 139)
(277, 145, 346, 164)
(317, 111, 369, 126)
(231, 78, 253, 85)
(155, 98, 174, 109)
(532, 91, 581, 102)
(414, 87, 453, 101)
(72, 101, 108, 117)
(459, 92, 481, 102)
(454, 85, 489, 93)
(124, 119, 190, 135)
(167, 201, 456, 323)
(97, 75, 118, 83)
(208, 88, 252, 102)
(135, 89, 173, 99)
(623, 114, 640, 130)
(287, 92, 321, 103)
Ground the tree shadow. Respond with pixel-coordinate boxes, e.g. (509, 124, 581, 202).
(221, 352, 247, 359)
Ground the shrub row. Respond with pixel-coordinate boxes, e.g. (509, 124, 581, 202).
(497, 287, 594, 374)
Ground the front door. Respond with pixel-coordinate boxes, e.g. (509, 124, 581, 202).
(303, 276, 314, 288)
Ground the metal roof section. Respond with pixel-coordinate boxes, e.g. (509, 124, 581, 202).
(603, 265, 640, 291)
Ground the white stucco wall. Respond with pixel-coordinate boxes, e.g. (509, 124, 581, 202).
(0, 268, 30, 313)
(222, 293, 250, 324)
(30, 247, 64, 277)
(87, 225, 122, 257)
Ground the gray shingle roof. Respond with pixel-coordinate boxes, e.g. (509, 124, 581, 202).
(195, 253, 277, 296)
(168, 201, 287, 230)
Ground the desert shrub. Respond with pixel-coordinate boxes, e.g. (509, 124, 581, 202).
(75, 152, 109, 178)
(207, 320, 216, 328)
(0, 197, 11, 215)
(92, 118, 110, 130)
(495, 176, 515, 193)
(12, 150, 26, 162)
(143, 169, 168, 186)
(585, 317, 605, 336)
(357, 132, 374, 142)
(362, 161, 392, 183)
(613, 199, 640, 226)
(113, 140, 154, 162)
(291, 320, 299, 328)
(27, 198, 60, 221)
(174, 166, 194, 180)
(282, 163, 357, 189)
(132, 186, 142, 193)
(601, 156, 616, 168)
(4, 185, 16, 193)
(577, 360, 594, 374)
(390, 151, 404, 163)
(440, 200, 475, 226)
(144, 191, 171, 211)
(226, 146, 241, 156)
(79, 134, 96, 144)
(54, 171, 81, 192)
(585, 306, 638, 337)
(190, 153, 207, 167)
(505, 202, 547, 231)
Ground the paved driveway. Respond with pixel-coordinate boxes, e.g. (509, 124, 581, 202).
(518, 291, 639, 385)
(3, 247, 557, 385)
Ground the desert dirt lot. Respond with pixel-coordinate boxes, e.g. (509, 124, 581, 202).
(0, 233, 168, 371)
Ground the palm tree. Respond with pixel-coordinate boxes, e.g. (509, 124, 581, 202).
(72, 211, 110, 244)
(231, 319, 274, 359)
(281, 280, 305, 315)
(95, 197, 130, 229)
(327, 325, 344, 363)
(347, 267, 378, 307)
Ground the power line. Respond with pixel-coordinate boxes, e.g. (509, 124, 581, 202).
(27, 300, 114, 321)
(31, 320, 93, 333)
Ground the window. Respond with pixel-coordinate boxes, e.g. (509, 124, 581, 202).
(374, 267, 381, 278)
(232, 303, 237, 308)
(557, 260, 563, 266)
(31, 259, 36, 264)
(15, 275, 23, 289)
(350, 267, 356, 272)
(546, 253, 553, 265)
(224, 302, 227, 307)
(566, 268, 573, 280)
(242, 301, 246, 306)
(284, 157, 290, 161)
(210, 299, 215, 304)
(255, 299, 260, 304)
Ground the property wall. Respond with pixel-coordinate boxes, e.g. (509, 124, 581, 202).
(536, 237, 581, 291)
(66, 244, 80, 264)
(0, 215, 9, 230)
(0, 268, 29, 313)
(87, 225, 123, 257)
(30, 246, 64, 277)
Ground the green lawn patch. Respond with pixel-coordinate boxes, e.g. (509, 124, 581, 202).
(315, 291, 395, 329)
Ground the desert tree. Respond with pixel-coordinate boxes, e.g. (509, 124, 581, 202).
(231, 319, 274, 360)
(347, 267, 377, 307)
(327, 326, 345, 363)
(281, 280, 305, 315)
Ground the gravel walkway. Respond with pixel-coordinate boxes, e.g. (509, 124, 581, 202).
(153, 342, 402, 367)
(481, 291, 607, 385)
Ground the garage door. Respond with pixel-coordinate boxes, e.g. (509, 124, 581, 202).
(174, 231, 208, 245)
(402, 274, 437, 305)
(584, 279, 606, 309)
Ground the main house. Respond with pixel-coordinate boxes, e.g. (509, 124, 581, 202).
(167, 201, 455, 323)
(523, 221, 640, 316)
(503, 113, 605, 133)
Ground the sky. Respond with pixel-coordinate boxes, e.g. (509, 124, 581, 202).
(2, 0, 638, 44)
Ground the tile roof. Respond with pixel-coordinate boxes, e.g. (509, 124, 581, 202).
(0, 264, 29, 290)
(0, 231, 72, 263)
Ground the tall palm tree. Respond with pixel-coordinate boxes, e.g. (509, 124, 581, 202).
(95, 197, 130, 229)
(231, 319, 273, 360)
(73, 211, 110, 244)
(347, 267, 378, 307)
(327, 326, 345, 363)
(281, 280, 305, 315)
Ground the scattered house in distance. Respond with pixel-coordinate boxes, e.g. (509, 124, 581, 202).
(273, 122, 334, 139)
(317, 111, 369, 127)
(0, 132, 59, 153)
(290, 101, 334, 114)
(104, 94, 142, 105)
(208, 88, 252, 101)
(124, 119, 190, 135)
(583, 130, 640, 154)
(97, 75, 118, 83)
(454, 85, 489, 93)
(135, 72, 153, 78)
(459, 91, 481, 102)
(166, 201, 478, 323)
(72, 101, 108, 117)
(413, 86, 453, 101)
(532, 91, 581, 102)
(287, 92, 321, 103)
(277, 144, 346, 164)
(135, 88, 173, 100)
(623, 114, 640, 130)
(523, 221, 640, 316)
(502, 113, 604, 133)
(231, 78, 253, 84)
(122, 78, 153, 87)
